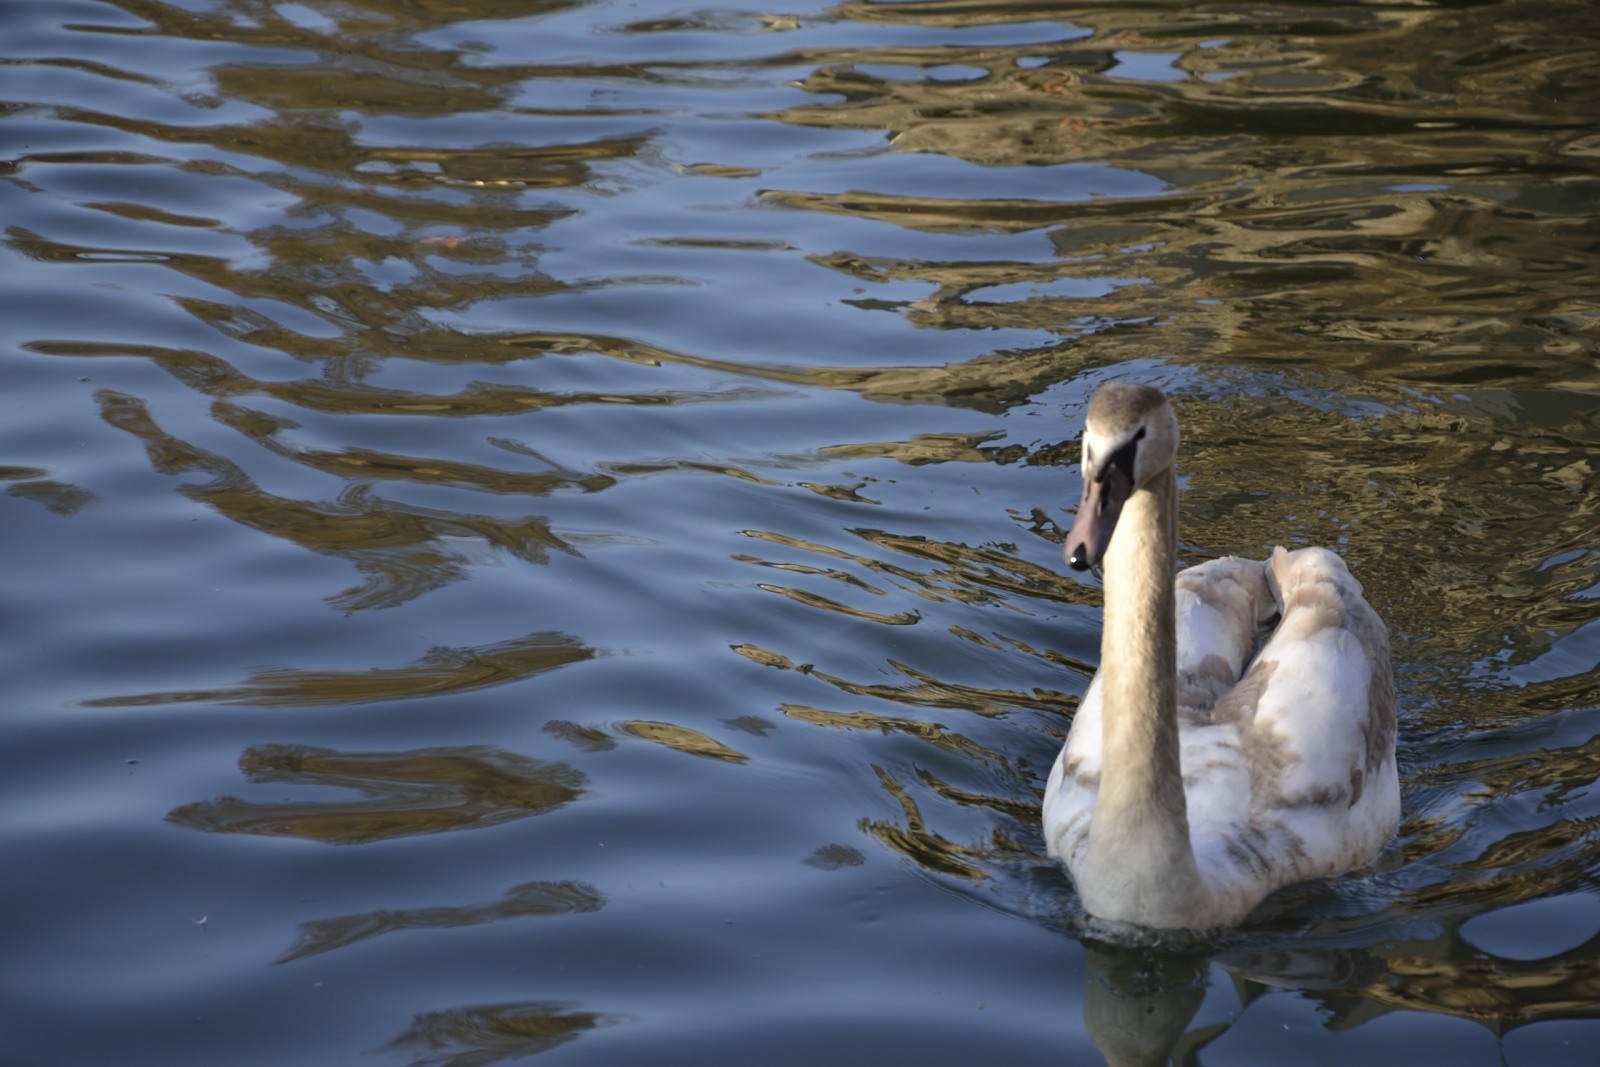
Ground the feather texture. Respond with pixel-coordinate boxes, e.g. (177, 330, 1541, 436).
(1042, 384, 1398, 930)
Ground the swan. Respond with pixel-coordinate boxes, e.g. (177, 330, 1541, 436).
(1041, 381, 1398, 930)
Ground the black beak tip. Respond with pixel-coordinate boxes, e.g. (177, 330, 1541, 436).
(1067, 545, 1092, 572)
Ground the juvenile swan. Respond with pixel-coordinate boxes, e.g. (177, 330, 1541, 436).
(1041, 382, 1398, 930)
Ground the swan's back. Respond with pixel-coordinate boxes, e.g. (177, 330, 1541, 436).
(1216, 547, 1398, 885)
(1043, 545, 1398, 925)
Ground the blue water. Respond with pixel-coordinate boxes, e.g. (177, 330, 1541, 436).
(5, 1, 1600, 1064)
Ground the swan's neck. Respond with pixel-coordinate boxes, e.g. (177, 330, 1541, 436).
(1083, 467, 1204, 923)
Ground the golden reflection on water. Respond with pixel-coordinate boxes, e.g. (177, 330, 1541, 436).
(759, 0, 1600, 404)
(168, 743, 585, 843)
(4, 473, 96, 515)
(615, 719, 749, 763)
(737, 643, 1077, 717)
(9, 0, 1600, 1060)
(861, 762, 989, 880)
(89, 630, 594, 707)
(279, 879, 604, 964)
(1366, 936, 1600, 1029)
(540, 718, 751, 762)
(86, 388, 590, 613)
(378, 999, 625, 1067)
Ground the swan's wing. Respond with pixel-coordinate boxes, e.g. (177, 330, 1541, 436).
(1234, 546, 1399, 880)
(1171, 556, 1278, 882)
(1174, 556, 1278, 721)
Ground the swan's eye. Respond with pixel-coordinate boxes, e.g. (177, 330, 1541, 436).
(1101, 428, 1144, 485)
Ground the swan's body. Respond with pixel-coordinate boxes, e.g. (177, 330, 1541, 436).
(1041, 382, 1397, 930)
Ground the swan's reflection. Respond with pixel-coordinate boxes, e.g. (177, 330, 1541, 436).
(1082, 942, 1210, 1067)
(1081, 938, 1389, 1066)
(1084, 914, 1600, 1065)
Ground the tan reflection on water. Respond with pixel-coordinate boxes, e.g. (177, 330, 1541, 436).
(1084, 919, 1600, 1067)
(737, 644, 1076, 718)
(540, 718, 750, 762)
(1171, 389, 1600, 716)
(168, 743, 585, 844)
(615, 720, 749, 763)
(12, 0, 1600, 1057)
(84, 385, 591, 613)
(1361, 939, 1600, 1029)
(860, 762, 988, 880)
(739, 527, 1085, 612)
(88, 630, 594, 707)
(18, 331, 735, 419)
(2, 474, 96, 516)
(15, 0, 1598, 412)
(774, 704, 1040, 883)
(378, 999, 625, 1067)
(781, 702, 1007, 765)
(279, 880, 604, 964)
(758, 0, 1600, 400)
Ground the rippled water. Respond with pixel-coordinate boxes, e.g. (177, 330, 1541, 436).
(5, 0, 1600, 1063)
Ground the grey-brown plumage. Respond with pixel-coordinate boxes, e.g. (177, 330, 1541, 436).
(1043, 383, 1398, 930)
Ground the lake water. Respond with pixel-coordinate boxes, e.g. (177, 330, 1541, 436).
(5, 0, 1600, 1063)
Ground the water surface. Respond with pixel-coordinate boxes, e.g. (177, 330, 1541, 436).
(5, 0, 1600, 1063)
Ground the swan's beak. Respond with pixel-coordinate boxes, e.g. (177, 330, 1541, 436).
(1065, 470, 1128, 572)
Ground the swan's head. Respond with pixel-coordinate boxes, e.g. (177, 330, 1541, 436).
(1065, 382, 1178, 572)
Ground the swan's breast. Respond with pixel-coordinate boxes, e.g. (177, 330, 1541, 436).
(1042, 677, 1102, 868)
